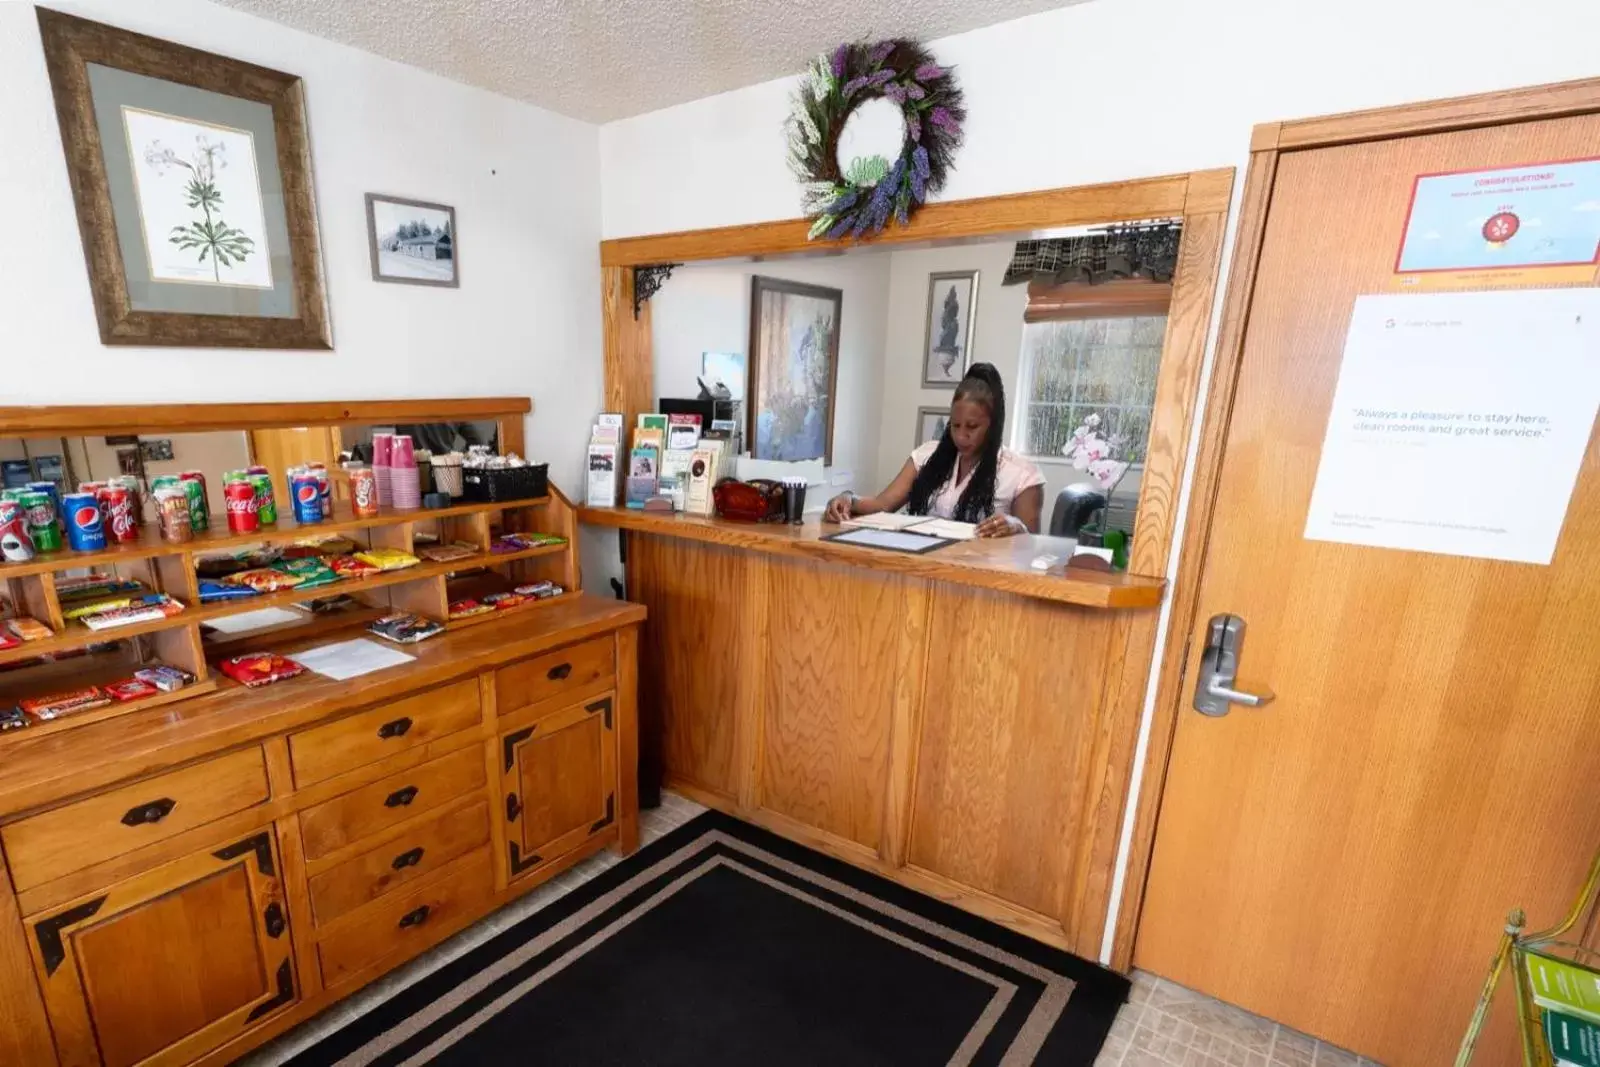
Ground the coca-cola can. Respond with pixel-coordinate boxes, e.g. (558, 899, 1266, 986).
(98, 487, 137, 544)
(0, 501, 34, 563)
(350, 466, 379, 517)
(224, 479, 260, 534)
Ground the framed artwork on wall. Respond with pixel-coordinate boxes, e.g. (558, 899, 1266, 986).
(747, 276, 843, 464)
(915, 405, 949, 448)
(36, 9, 330, 348)
(922, 270, 979, 387)
(366, 194, 458, 287)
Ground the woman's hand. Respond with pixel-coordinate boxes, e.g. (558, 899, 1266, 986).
(975, 513, 1026, 538)
(824, 493, 856, 524)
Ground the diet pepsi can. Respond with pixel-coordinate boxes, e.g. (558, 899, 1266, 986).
(290, 473, 323, 523)
(0, 501, 34, 562)
(62, 492, 106, 551)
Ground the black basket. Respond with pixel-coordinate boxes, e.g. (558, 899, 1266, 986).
(461, 462, 549, 503)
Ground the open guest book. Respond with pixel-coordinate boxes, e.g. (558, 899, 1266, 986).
(841, 513, 978, 540)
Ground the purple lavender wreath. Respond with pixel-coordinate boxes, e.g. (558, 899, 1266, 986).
(788, 39, 966, 240)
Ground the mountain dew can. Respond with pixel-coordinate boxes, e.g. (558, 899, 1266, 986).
(247, 473, 277, 525)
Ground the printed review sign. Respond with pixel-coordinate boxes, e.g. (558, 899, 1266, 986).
(1305, 289, 1600, 564)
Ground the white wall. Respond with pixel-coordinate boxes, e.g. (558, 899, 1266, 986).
(650, 254, 892, 494)
(0, 0, 603, 502)
(601, 0, 1600, 238)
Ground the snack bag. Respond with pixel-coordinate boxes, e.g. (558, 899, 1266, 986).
(368, 612, 445, 644)
(226, 568, 305, 593)
(271, 557, 339, 589)
(354, 548, 420, 572)
(196, 553, 251, 579)
(105, 678, 159, 702)
(327, 555, 380, 579)
(418, 542, 479, 563)
(199, 580, 259, 603)
(218, 653, 305, 688)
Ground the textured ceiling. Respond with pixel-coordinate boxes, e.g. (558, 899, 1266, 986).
(212, 0, 1088, 123)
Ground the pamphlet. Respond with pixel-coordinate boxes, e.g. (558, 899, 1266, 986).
(1546, 1009, 1600, 1067)
(626, 447, 659, 509)
(667, 413, 703, 450)
(1527, 950, 1600, 1023)
(586, 443, 618, 507)
(293, 638, 416, 681)
(684, 449, 715, 516)
(596, 411, 623, 428)
(637, 413, 668, 432)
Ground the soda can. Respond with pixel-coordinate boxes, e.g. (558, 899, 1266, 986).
(111, 476, 143, 524)
(149, 474, 181, 491)
(0, 501, 34, 563)
(222, 469, 249, 486)
(98, 487, 137, 544)
(61, 492, 105, 552)
(26, 480, 62, 517)
(178, 476, 209, 534)
(224, 479, 260, 534)
(243, 473, 276, 525)
(290, 473, 323, 523)
(349, 466, 379, 517)
(306, 462, 332, 513)
(19, 491, 63, 553)
(155, 489, 192, 544)
(179, 470, 208, 498)
(246, 465, 270, 477)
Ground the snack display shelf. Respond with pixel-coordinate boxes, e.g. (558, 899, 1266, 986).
(0, 607, 194, 668)
(446, 589, 581, 630)
(0, 645, 219, 746)
(443, 570, 578, 631)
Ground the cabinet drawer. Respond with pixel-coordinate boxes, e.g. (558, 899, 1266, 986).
(496, 636, 613, 717)
(299, 745, 485, 862)
(309, 800, 490, 925)
(2, 747, 270, 892)
(317, 848, 494, 987)
(289, 679, 481, 788)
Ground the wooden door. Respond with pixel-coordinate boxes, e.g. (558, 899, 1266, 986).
(25, 827, 294, 1067)
(500, 696, 618, 880)
(1135, 107, 1600, 1065)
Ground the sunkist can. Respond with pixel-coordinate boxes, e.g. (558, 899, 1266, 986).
(349, 466, 379, 517)
(154, 488, 191, 544)
(99, 486, 137, 544)
(224, 479, 260, 534)
(247, 472, 277, 525)
(19, 490, 62, 553)
(61, 491, 105, 552)
(0, 501, 35, 563)
(290, 472, 323, 523)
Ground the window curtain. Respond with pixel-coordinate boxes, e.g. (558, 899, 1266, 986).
(1003, 223, 1183, 286)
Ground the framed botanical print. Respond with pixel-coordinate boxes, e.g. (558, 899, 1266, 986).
(37, 9, 330, 348)
(747, 276, 843, 464)
(922, 270, 979, 386)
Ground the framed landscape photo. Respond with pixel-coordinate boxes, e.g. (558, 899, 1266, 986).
(922, 270, 979, 387)
(915, 406, 949, 448)
(37, 9, 330, 348)
(747, 276, 842, 464)
(366, 194, 458, 288)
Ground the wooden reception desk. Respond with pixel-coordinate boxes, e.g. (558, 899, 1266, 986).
(580, 506, 1166, 958)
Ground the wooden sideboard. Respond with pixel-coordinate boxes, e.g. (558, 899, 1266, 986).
(0, 595, 644, 1067)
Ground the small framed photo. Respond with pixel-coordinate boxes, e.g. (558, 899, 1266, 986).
(366, 193, 458, 287)
(922, 270, 979, 387)
(915, 406, 949, 448)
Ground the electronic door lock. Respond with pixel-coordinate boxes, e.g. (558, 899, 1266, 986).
(1193, 614, 1275, 717)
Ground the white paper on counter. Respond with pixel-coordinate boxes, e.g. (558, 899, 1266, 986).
(293, 639, 416, 681)
(201, 606, 305, 634)
(1304, 289, 1600, 565)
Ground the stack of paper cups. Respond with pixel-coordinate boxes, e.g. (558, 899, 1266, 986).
(389, 435, 420, 509)
(372, 433, 393, 507)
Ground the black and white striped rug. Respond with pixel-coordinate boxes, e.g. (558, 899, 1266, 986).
(286, 811, 1127, 1066)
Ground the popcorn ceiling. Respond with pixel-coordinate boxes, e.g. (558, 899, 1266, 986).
(212, 0, 1084, 123)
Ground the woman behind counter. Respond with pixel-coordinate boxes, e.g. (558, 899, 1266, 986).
(825, 363, 1044, 538)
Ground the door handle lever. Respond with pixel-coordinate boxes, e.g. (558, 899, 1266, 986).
(1193, 614, 1274, 717)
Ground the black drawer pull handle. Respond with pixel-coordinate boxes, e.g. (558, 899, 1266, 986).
(377, 717, 413, 739)
(121, 798, 177, 827)
(391, 847, 425, 871)
(398, 905, 431, 929)
(384, 785, 419, 808)
(546, 663, 572, 681)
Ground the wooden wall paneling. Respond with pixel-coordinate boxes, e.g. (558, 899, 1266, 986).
(1, 398, 530, 438)
(602, 266, 654, 489)
(631, 535, 749, 798)
(0, 845, 56, 1066)
(1109, 147, 1280, 971)
(613, 626, 641, 853)
(907, 588, 1117, 928)
(1128, 204, 1230, 576)
(756, 558, 908, 851)
(878, 579, 934, 869)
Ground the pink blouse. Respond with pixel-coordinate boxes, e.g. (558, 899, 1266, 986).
(909, 441, 1045, 520)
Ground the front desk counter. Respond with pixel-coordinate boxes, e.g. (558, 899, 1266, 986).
(579, 506, 1166, 960)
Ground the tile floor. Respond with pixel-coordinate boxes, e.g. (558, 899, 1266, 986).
(245, 791, 1379, 1067)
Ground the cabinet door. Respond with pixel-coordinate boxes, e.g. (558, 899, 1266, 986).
(26, 827, 295, 1067)
(500, 695, 617, 880)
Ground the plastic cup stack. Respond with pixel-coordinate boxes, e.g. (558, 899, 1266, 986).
(372, 433, 393, 507)
(389, 435, 420, 509)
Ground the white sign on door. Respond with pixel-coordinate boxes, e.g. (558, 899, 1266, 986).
(1304, 288, 1600, 565)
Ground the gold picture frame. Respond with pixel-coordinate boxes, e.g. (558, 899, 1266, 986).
(37, 8, 330, 348)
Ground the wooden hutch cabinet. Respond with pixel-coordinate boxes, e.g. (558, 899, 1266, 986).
(0, 400, 644, 1067)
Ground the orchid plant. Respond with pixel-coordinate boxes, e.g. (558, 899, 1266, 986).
(1062, 413, 1131, 493)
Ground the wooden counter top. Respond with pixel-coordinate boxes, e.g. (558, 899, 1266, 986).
(578, 506, 1165, 609)
(0, 595, 645, 819)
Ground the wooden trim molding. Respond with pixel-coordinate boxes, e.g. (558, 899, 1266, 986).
(1108, 74, 1600, 971)
(0, 398, 531, 436)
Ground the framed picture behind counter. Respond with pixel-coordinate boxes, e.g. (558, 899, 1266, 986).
(747, 276, 842, 464)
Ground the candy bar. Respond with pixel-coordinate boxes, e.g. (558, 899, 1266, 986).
(0, 630, 18, 651)
(513, 582, 556, 597)
(80, 596, 185, 631)
(417, 542, 479, 563)
(7, 617, 53, 642)
(62, 596, 134, 620)
(447, 598, 494, 619)
(0, 707, 27, 731)
(218, 653, 305, 689)
(105, 678, 159, 702)
(21, 687, 110, 720)
(134, 666, 194, 693)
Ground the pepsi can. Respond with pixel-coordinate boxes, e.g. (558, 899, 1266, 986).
(290, 473, 323, 523)
(62, 492, 106, 551)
